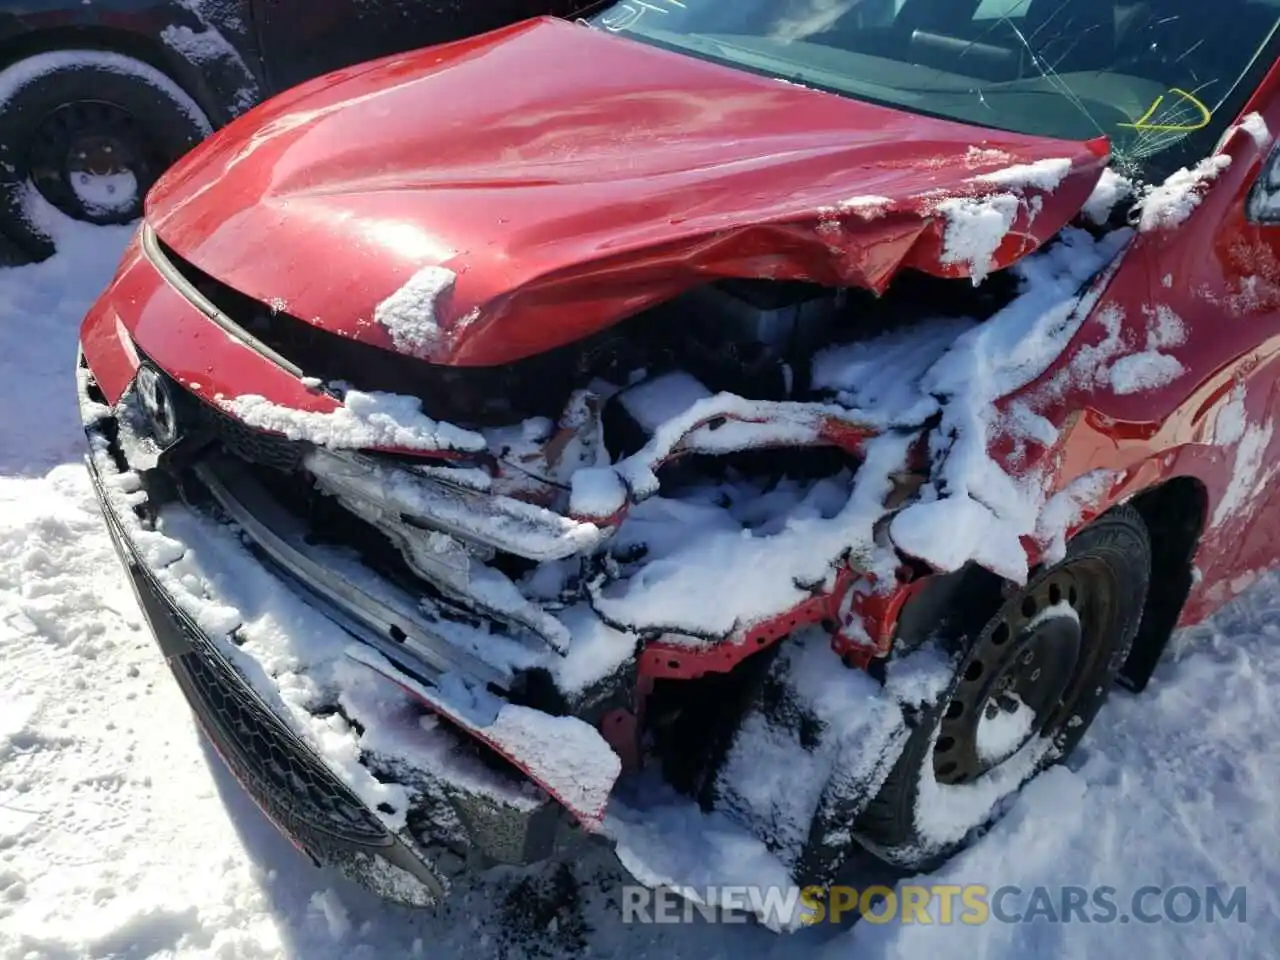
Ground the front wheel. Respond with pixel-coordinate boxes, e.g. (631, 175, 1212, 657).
(0, 50, 212, 261)
(853, 505, 1151, 870)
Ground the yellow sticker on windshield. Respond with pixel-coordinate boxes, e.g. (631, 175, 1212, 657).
(1119, 88, 1213, 133)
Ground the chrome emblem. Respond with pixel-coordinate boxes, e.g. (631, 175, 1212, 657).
(135, 364, 179, 447)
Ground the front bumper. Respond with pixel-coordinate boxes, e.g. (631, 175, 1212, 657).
(78, 356, 615, 904)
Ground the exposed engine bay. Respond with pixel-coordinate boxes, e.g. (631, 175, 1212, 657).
(137, 221, 1120, 758)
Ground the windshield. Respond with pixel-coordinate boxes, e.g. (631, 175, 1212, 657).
(589, 0, 1280, 176)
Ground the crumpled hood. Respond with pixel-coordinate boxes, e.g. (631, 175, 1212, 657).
(148, 16, 1108, 367)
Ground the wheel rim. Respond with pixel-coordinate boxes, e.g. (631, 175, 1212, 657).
(932, 558, 1115, 785)
(27, 100, 161, 225)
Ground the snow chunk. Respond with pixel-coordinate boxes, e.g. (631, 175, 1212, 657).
(891, 495, 1027, 583)
(1082, 168, 1134, 225)
(484, 706, 623, 821)
(1212, 419, 1275, 528)
(913, 729, 1057, 851)
(1146, 304, 1187, 349)
(974, 158, 1073, 192)
(1213, 384, 1248, 446)
(1138, 155, 1233, 232)
(606, 784, 809, 932)
(1035, 469, 1121, 564)
(976, 693, 1037, 766)
(1108, 351, 1185, 395)
(837, 195, 893, 219)
(890, 227, 1133, 583)
(616, 371, 712, 435)
(936, 193, 1021, 284)
(569, 467, 629, 520)
(374, 266, 459, 356)
(1234, 112, 1271, 148)
(812, 316, 976, 423)
(546, 605, 638, 695)
(219, 390, 485, 453)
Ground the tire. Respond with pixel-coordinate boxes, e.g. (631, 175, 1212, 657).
(853, 505, 1151, 870)
(0, 50, 212, 261)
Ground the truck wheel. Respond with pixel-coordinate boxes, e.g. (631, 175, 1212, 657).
(0, 50, 212, 261)
(854, 506, 1151, 870)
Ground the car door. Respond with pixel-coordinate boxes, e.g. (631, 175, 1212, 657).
(252, 0, 580, 94)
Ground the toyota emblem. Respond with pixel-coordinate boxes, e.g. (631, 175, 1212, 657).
(135, 364, 180, 447)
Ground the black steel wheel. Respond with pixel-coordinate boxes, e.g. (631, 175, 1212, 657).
(853, 505, 1151, 870)
(0, 51, 211, 261)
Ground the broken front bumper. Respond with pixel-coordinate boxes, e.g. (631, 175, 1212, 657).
(78, 356, 621, 904)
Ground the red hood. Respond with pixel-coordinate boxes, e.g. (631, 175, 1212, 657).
(148, 16, 1108, 367)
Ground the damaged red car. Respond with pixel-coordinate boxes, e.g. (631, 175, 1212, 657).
(76, 0, 1280, 922)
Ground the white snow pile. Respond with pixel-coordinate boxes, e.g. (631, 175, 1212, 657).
(1137, 155, 1233, 232)
(887, 227, 1133, 582)
(346, 647, 621, 823)
(220, 388, 487, 453)
(1232, 111, 1271, 149)
(1211, 414, 1276, 530)
(374, 266, 477, 357)
(1107, 304, 1187, 396)
(709, 633, 932, 876)
(931, 156, 1076, 284)
(1033, 469, 1122, 565)
(973, 158, 1073, 192)
(936, 193, 1022, 284)
(1081, 168, 1134, 225)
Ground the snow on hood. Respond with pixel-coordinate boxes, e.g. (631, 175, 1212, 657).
(147, 17, 1108, 368)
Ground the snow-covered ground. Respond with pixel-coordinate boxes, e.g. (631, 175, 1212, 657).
(2, 227, 1279, 959)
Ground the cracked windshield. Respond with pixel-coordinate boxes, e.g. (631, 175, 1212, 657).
(592, 0, 1280, 176)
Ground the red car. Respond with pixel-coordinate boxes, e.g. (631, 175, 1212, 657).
(77, 1, 1280, 919)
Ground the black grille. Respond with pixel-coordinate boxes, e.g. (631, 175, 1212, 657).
(187, 394, 307, 473)
(151, 588, 393, 846)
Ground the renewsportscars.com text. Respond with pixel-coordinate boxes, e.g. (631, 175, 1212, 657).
(620, 883, 1248, 926)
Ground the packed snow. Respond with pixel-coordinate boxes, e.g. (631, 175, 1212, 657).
(1137, 155, 1234, 232)
(973, 158, 1073, 192)
(936, 194, 1021, 283)
(1081, 169, 1134, 225)
(4, 198, 1280, 958)
(374, 266, 464, 357)
(69, 171, 139, 217)
(220, 389, 487, 453)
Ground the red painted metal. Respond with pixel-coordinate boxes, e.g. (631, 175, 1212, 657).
(833, 569, 931, 669)
(598, 708, 641, 773)
(144, 17, 1106, 369)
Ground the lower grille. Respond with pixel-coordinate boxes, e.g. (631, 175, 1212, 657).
(93, 469, 449, 903)
(174, 645, 391, 846)
(126, 543, 392, 847)
(192, 398, 307, 473)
